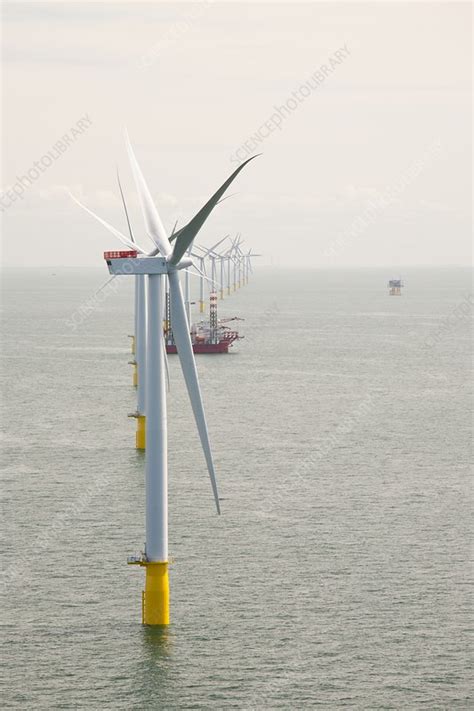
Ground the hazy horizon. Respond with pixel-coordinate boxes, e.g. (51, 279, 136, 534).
(2, 264, 472, 271)
(2, 1, 472, 268)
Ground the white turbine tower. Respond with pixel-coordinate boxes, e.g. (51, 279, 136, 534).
(128, 278, 139, 383)
(218, 237, 231, 299)
(71, 135, 257, 625)
(116, 169, 147, 447)
(184, 245, 192, 327)
(244, 248, 262, 285)
(196, 250, 208, 314)
(226, 235, 239, 295)
(207, 238, 227, 294)
(116, 169, 139, 386)
(194, 235, 228, 312)
(230, 234, 244, 290)
(236, 238, 245, 288)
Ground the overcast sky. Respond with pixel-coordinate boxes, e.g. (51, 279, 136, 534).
(1, 1, 472, 268)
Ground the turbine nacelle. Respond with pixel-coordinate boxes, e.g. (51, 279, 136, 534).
(105, 254, 194, 276)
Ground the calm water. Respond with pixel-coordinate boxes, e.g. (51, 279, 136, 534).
(1, 267, 472, 709)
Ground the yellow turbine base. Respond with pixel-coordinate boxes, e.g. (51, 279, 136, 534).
(143, 562, 169, 625)
(132, 363, 138, 387)
(136, 415, 146, 450)
(130, 335, 136, 355)
(199, 301, 205, 314)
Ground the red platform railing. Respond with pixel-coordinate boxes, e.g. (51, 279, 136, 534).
(104, 250, 138, 260)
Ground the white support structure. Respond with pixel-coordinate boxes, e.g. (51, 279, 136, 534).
(184, 249, 191, 331)
(227, 255, 232, 294)
(136, 274, 146, 414)
(184, 263, 191, 327)
(199, 255, 205, 312)
(134, 277, 139, 350)
(145, 273, 168, 562)
(219, 257, 225, 299)
(210, 255, 217, 292)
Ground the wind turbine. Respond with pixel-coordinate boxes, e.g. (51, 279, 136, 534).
(194, 249, 208, 315)
(218, 237, 231, 300)
(183, 245, 192, 327)
(128, 280, 138, 383)
(194, 235, 228, 312)
(230, 234, 244, 290)
(236, 238, 246, 288)
(115, 169, 148, 447)
(71, 135, 258, 624)
(244, 248, 262, 285)
(116, 169, 139, 386)
(225, 235, 239, 295)
(183, 244, 216, 329)
(207, 237, 228, 294)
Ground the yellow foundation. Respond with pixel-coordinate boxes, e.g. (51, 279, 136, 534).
(132, 363, 138, 387)
(143, 562, 169, 625)
(129, 335, 136, 355)
(128, 559, 169, 625)
(136, 415, 146, 450)
(199, 300, 205, 313)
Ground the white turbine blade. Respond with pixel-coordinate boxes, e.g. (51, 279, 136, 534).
(171, 219, 179, 235)
(95, 274, 117, 294)
(124, 130, 171, 257)
(207, 235, 229, 256)
(168, 270, 221, 514)
(183, 267, 219, 288)
(193, 244, 215, 258)
(223, 242, 236, 257)
(116, 167, 135, 243)
(216, 192, 237, 206)
(68, 192, 147, 253)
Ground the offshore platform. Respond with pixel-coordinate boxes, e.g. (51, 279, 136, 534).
(388, 278, 403, 296)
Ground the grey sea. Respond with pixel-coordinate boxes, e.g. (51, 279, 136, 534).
(1, 267, 472, 709)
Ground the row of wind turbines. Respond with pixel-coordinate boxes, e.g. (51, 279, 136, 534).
(71, 134, 258, 625)
(129, 238, 260, 449)
(189, 233, 259, 313)
(130, 235, 259, 447)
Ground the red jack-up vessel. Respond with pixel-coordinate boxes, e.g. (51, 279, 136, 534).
(165, 291, 243, 354)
